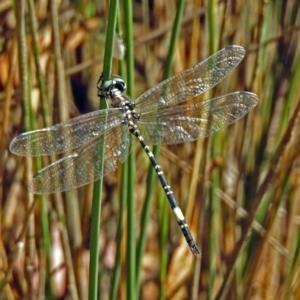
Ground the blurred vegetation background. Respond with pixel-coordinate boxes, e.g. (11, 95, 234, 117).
(1, 0, 300, 299)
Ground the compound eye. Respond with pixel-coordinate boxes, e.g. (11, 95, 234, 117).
(113, 78, 126, 93)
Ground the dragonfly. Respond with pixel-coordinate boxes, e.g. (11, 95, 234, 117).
(10, 45, 259, 255)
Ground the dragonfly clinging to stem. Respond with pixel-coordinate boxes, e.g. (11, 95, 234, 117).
(10, 45, 259, 255)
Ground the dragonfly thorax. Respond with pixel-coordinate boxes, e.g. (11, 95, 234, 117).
(120, 100, 140, 128)
(98, 75, 140, 125)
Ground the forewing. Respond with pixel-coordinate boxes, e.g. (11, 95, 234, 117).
(29, 124, 132, 194)
(9, 108, 121, 156)
(137, 92, 258, 145)
(135, 45, 245, 112)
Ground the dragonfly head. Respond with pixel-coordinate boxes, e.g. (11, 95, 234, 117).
(97, 74, 126, 99)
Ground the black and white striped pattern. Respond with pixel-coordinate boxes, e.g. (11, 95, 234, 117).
(122, 100, 200, 255)
(136, 135, 200, 255)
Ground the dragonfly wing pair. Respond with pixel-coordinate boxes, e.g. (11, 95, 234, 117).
(10, 45, 258, 194)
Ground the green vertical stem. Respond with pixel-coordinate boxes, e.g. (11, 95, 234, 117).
(110, 160, 128, 300)
(207, 0, 217, 54)
(88, 0, 118, 299)
(162, 0, 185, 78)
(102, 0, 119, 80)
(26, 0, 53, 291)
(207, 1, 219, 298)
(208, 141, 220, 299)
(123, 0, 136, 299)
(109, 14, 126, 300)
(159, 192, 168, 300)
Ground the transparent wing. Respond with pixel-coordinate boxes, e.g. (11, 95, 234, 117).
(9, 108, 121, 156)
(134, 45, 245, 112)
(137, 92, 258, 145)
(28, 124, 132, 194)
